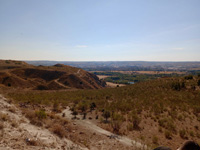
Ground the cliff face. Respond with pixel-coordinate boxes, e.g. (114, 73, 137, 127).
(0, 60, 106, 90)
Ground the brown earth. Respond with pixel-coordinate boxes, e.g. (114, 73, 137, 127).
(0, 60, 106, 90)
(91, 71, 186, 75)
(0, 94, 149, 150)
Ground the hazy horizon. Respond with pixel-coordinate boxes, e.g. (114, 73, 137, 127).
(0, 0, 200, 61)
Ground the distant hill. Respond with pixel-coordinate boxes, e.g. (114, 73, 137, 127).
(0, 60, 106, 90)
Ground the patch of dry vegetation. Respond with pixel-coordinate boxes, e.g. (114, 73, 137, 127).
(5, 74, 200, 149)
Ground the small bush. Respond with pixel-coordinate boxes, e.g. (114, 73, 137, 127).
(129, 112, 141, 130)
(152, 136, 158, 144)
(0, 113, 10, 122)
(127, 123, 133, 131)
(25, 110, 35, 119)
(36, 85, 48, 90)
(185, 75, 193, 80)
(103, 110, 111, 122)
(111, 112, 123, 134)
(190, 131, 194, 137)
(51, 124, 66, 138)
(35, 110, 47, 119)
(179, 129, 187, 139)
(171, 81, 185, 91)
(178, 115, 183, 121)
(11, 120, 18, 128)
(158, 118, 176, 133)
(165, 130, 172, 139)
(30, 118, 43, 126)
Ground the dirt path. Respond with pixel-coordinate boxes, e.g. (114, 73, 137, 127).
(62, 107, 149, 150)
(0, 94, 88, 150)
(54, 79, 70, 89)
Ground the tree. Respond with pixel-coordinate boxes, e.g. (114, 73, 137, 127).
(111, 112, 123, 134)
(90, 102, 96, 112)
(83, 112, 87, 120)
(129, 111, 141, 130)
(72, 109, 78, 119)
(103, 110, 110, 123)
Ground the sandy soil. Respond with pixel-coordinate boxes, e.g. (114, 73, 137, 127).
(106, 82, 126, 87)
(61, 107, 149, 150)
(0, 94, 87, 150)
(97, 75, 109, 80)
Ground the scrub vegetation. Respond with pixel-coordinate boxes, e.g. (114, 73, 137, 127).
(5, 74, 200, 148)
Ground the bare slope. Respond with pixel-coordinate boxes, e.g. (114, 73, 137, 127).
(0, 60, 106, 90)
(0, 94, 87, 150)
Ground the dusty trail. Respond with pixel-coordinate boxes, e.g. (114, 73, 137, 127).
(62, 108, 149, 150)
(0, 94, 88, 150)
(54, 79, 70, 89)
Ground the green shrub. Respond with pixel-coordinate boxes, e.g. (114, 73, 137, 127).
(111, 112, 123, 134)
(35, 110, 47, 119)
(171, 81, 185, 91)
(158, 118, 176, 133)
(103, 110, 111, 122)
(190, 131, 194, 137)
(185, 75, 193, 80)
(165, 130, 172, 139)
(179, 129, 187, 139)
(152, 136, 158, 144)
(129, 111, 141, 130)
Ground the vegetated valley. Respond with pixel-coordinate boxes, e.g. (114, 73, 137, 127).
(0, 60, 200, 149)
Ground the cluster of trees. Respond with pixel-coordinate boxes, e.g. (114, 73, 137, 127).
(94, 71, 182, 84)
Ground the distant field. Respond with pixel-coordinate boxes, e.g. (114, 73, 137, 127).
(94, 71, 185, 85)
(105, 81, 126, 87)
(92, 70, 186, 75)
(97, 75, 109, 79)
(97, 75, 126, 87)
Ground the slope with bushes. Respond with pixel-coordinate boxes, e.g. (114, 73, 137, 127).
(5, 75, 200, 149)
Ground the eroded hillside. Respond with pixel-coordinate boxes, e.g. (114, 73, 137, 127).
(0, 60, 106, 90)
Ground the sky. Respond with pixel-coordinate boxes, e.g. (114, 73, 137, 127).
(0, 0, 200, 61)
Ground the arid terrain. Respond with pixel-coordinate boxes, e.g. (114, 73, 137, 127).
(0, 60, 200, 149)
(0, 60, 106, 90)
(0, 94, 148, 150)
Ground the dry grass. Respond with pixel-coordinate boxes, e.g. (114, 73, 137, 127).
(8, 106, 16, 113)
(11, 120, 18, 128)
(5, 75, 200, 149)
(51, 123, 66, 138)
(0, 112, 10, 122)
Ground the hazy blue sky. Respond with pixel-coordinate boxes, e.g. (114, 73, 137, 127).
(0, 0, 200, 61)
